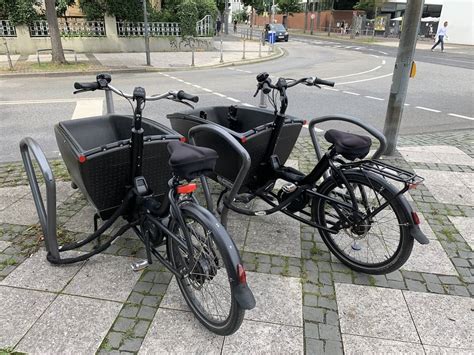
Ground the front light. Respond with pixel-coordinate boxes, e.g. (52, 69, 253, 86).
(285, 32, 288, 35)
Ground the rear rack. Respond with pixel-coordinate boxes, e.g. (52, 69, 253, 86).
(343, 159, 424, 185)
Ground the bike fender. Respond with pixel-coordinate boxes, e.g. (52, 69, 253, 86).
(397, 195, 430, 245)
(179, 203, 256, 310)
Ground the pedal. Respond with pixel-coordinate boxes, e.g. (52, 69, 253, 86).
(130, 259, 149, 271)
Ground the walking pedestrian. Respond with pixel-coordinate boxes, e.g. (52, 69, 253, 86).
(233, 19, 238, 33)
(431, 21, 448, 52)
(216, 18, 222, 35)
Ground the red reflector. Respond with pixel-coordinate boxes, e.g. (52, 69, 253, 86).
(237, 264, 247, 284)
(303, 120, 308, 126)
(179, 137, 187, 143)
(409, 183, 418, 190)
(411, 211, 420, 225)
(240, 136, 247, 144)
(176, 183, 197, 194)
(78, 155, 87, 164)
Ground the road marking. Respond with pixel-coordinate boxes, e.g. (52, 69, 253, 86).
(337, 72, 392, 85)
(242, 103, 255, 107)
(162, 73, 170, 77)
(382, 60, 386, 64)
(448, 113, 474, 120)
(416, 106, 441, 113)
(193, 84, 202, 89)
(323, 87, 339, 91)
(183, 81, 191, 85)
(202, 88, 212, 92)
(303, 123, 324, 132)
(343, 91, 360, 96)
(227, 97, 240, 103)
(365, 96, 384, 101)
(378, 51, 388, 55)
(405, 103, 410, 106)
(369, 54, 380, 59)
(0, 98, 101, 105)
(353, 47, 362, 50)
(71, 99, 103, 120)
(176, 78, 184, 82)
(326, 65, 382, 80)
(213, 92, 226, 97)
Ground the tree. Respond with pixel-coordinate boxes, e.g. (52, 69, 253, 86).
(277, 0, 301, 17)
(44, 0, 66, 63)
(0, 0, 40, 25)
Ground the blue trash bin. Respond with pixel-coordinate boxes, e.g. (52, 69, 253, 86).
(268, 31, 276, 44)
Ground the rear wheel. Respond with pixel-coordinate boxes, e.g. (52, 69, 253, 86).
(168, 204, 244, 335)
(312, 171, 414, 274)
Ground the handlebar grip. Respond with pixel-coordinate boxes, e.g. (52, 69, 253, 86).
(177, 90, 199, 103)
(262, 82, 272, 94)
(74, 82, 100, 91)
(314, 77, 335, 87)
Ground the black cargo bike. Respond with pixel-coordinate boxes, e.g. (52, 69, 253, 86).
(169, 72, 430, 275)
(20, 74, 255, 335)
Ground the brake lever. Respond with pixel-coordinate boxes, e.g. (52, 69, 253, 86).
(73, 89, 87, 95)
(253, 86, 261, 97)
(315, 84, 321, 89)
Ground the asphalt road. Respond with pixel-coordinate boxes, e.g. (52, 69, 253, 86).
(0, 37, 473, 162)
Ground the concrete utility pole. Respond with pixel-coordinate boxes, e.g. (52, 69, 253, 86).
(383, 0, 423, 155)
(143, 0, 151, 66)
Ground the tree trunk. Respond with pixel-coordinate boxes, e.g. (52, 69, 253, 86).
(44, 0, 66, 64)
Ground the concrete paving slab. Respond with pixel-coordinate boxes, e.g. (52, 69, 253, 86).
(0, 286, 56, 348)
(16, 294, 121, 354)
(0, 54, 20, 66)
(0, 197, 39, 225)
(0, 250, 84, 292)
(402, 239, 457, 275)
(335, 283, 419, 342)
(245, 272, 302, 326)
(138, 308, 223, 354)
(398, 147, 471, 166)
(415, 169, 473, 206)
(223, 319, 303, 354)
(26, 53, 89, 63)
(226, 213, 249, 249)
(448, 216, 474, 250)
(0, 240, 11, 252)
(398, 146, 474, 166)
(342, 334, 424, 354)
(63, 204, 95, 233)
(161, 272, 302, 327)
(245, 217, 301, 258)
(23, 181, 76, 204)
(403, 291, 474, 349)
(423, 345, 474, 354)
(418, 212, 437, 240)
(0, 185, 31, 211)
(64, 254, 141, 302)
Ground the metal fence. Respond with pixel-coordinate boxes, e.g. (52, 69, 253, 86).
(196, 15, 212, 37)
(29, 18, 106, 37)
(0, 20, 16, 37)
(117, 22, 181, 37)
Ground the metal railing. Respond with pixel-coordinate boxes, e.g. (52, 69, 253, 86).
(117, 21, 181, 37)
(196, 15, 213, 37)
(0, 19, 16, 37)
(59, 17, 105, 37)
(29, 18, 106, 37)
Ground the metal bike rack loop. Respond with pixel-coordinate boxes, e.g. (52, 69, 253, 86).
(188, 124, 251, 228)
(20, 137, 60, 260)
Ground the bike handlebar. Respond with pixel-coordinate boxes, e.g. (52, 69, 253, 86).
(73, 73, 199, 104)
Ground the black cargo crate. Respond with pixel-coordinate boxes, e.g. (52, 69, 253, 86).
(168, 106, 303, 190)
(55, 114, 181, 219)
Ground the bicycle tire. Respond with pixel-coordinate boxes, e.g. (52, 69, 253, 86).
(312, 170, 414, 274)
(167, 203, 245, 335)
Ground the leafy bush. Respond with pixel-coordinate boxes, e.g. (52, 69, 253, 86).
(195, 0, 217, 20)
(0, 0, 41, 25)
(78, 0, 106, 20)
(177, 0, 198, 36)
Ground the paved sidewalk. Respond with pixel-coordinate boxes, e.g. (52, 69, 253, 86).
(1, 38, 281, 73)
(0, 129, 473, 354)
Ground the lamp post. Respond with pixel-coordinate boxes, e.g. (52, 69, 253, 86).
(143, 0, 151, 66)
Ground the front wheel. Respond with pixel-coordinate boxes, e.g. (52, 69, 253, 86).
(312, 171, 414, 274)
(168, 203, 245, 335)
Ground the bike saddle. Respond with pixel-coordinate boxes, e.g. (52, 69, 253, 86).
(167, 141, 219, 180)
(324, 129, 372, 161)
